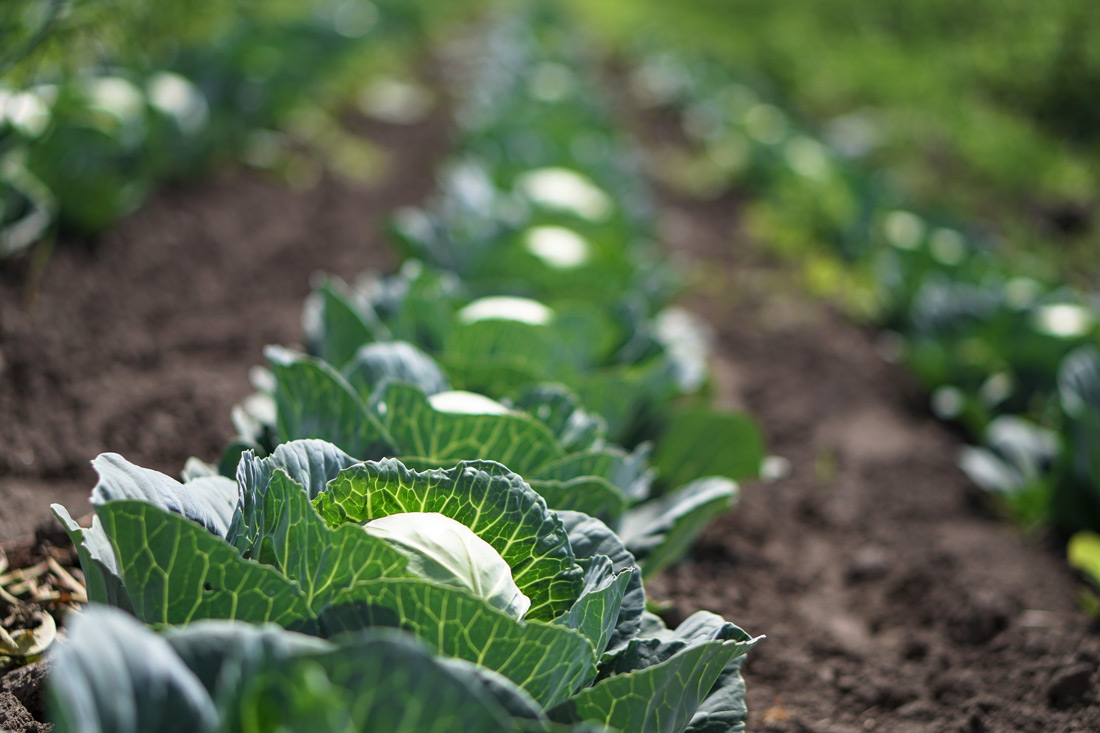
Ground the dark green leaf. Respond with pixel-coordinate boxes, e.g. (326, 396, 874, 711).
(553, 612, 759, 733)
(51, 505, 133, 611)
(49, 606, 218, 733)
(554, 555, 634, 658)
(164, 621, 330, 704)
(308, 280, 384, 369)
(556, 510, 645, 653)
(370, 381, 563, 475)
(233, 469, 409, 611)
(513, 384, 606, 452)
(234, 628, 524, 733)
(685, 656, 750, 733)
(528, 476, 629, 523)
(235, 439, 358, 501)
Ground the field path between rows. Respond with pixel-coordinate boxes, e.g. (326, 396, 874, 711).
(646, 147, 1100, 730)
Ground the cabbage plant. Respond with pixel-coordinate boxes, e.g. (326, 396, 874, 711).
(53, 440, 760, 732)
(223, 344, 755, 577)
(303, 265, 704, 445)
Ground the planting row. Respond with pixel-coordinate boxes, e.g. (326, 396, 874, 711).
(627, 48, 1100, 595)
(46, 7, 765, 732)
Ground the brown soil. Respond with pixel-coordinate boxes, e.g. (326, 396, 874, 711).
(2, 64, 1099, 733)
(649, 189, 1100, 731)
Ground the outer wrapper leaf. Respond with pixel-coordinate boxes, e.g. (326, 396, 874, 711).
(551, 642, 747, 733)
(307, 280, 383, 369)
(319, 579, 597, 709)
(514, 384, 607, 452)
(233, 628, 526, 733)
(164, 622, 330, 707)
(533, 449, 652, 504)
(554, 556, 634, 658)
(96, 500, 317, 633)
(620, 477, 738, 578)
(52, 505, 133, 611)
(91, 453, 237, 538)
(343, 341, 450, 398)
(370, 381, 563, 475)
(371, 381, 647, 509)
(529, 476, 628, 524)
(552, 612, 760, 733)
(556, 510, 646, 653)
(684, 656, 750, 733)
(443, 319, 577, 396)
(235, 439, 358, 502)
(49, 607, 218, 733)
(52, 609, 558, 733)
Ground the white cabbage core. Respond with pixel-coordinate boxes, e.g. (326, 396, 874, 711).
(1032, 303, 1094, 338)
(515, 167, 613, 221)
(457, 296, 554, 326)
(429, 390, 510, 415)
(362, 512, 531, 619)
(524, 226, 590, 269)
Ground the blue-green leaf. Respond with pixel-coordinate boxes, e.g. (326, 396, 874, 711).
(557, 510, 645, 654)
(369, 381, 563, 475)
(554, 555, 634, 658)
(620, 478, 737, 578)
(90, 453, 237, 538)
(233, 627, 526, 733)
(514, 384, 607, 452)
(51, 504, 132, 611)
(49, 606, 218, 733)
(553, 612, 759, 733)
(233, 469, 409, 611)
(306, 280, 385, 369)
(235, 439, 358, 502)
(344, 341, 449, 398)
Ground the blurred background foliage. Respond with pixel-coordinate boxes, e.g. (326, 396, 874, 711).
(569, 0, 1100, 284)
(5, 0, 1099, 278)
(0, 0, 485, 254)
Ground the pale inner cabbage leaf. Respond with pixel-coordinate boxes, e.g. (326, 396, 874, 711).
(362, 512, 532, 619)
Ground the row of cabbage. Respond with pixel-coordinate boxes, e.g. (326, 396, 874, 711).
(627, 48, 1100, 581)
(46, 7, 765, 732)
(0, 0, 433, 257)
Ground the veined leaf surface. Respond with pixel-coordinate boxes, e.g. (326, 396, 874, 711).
(319, 578, 596, 709)
(96, 500, 317, 632)
(314, 458, 584, 621)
